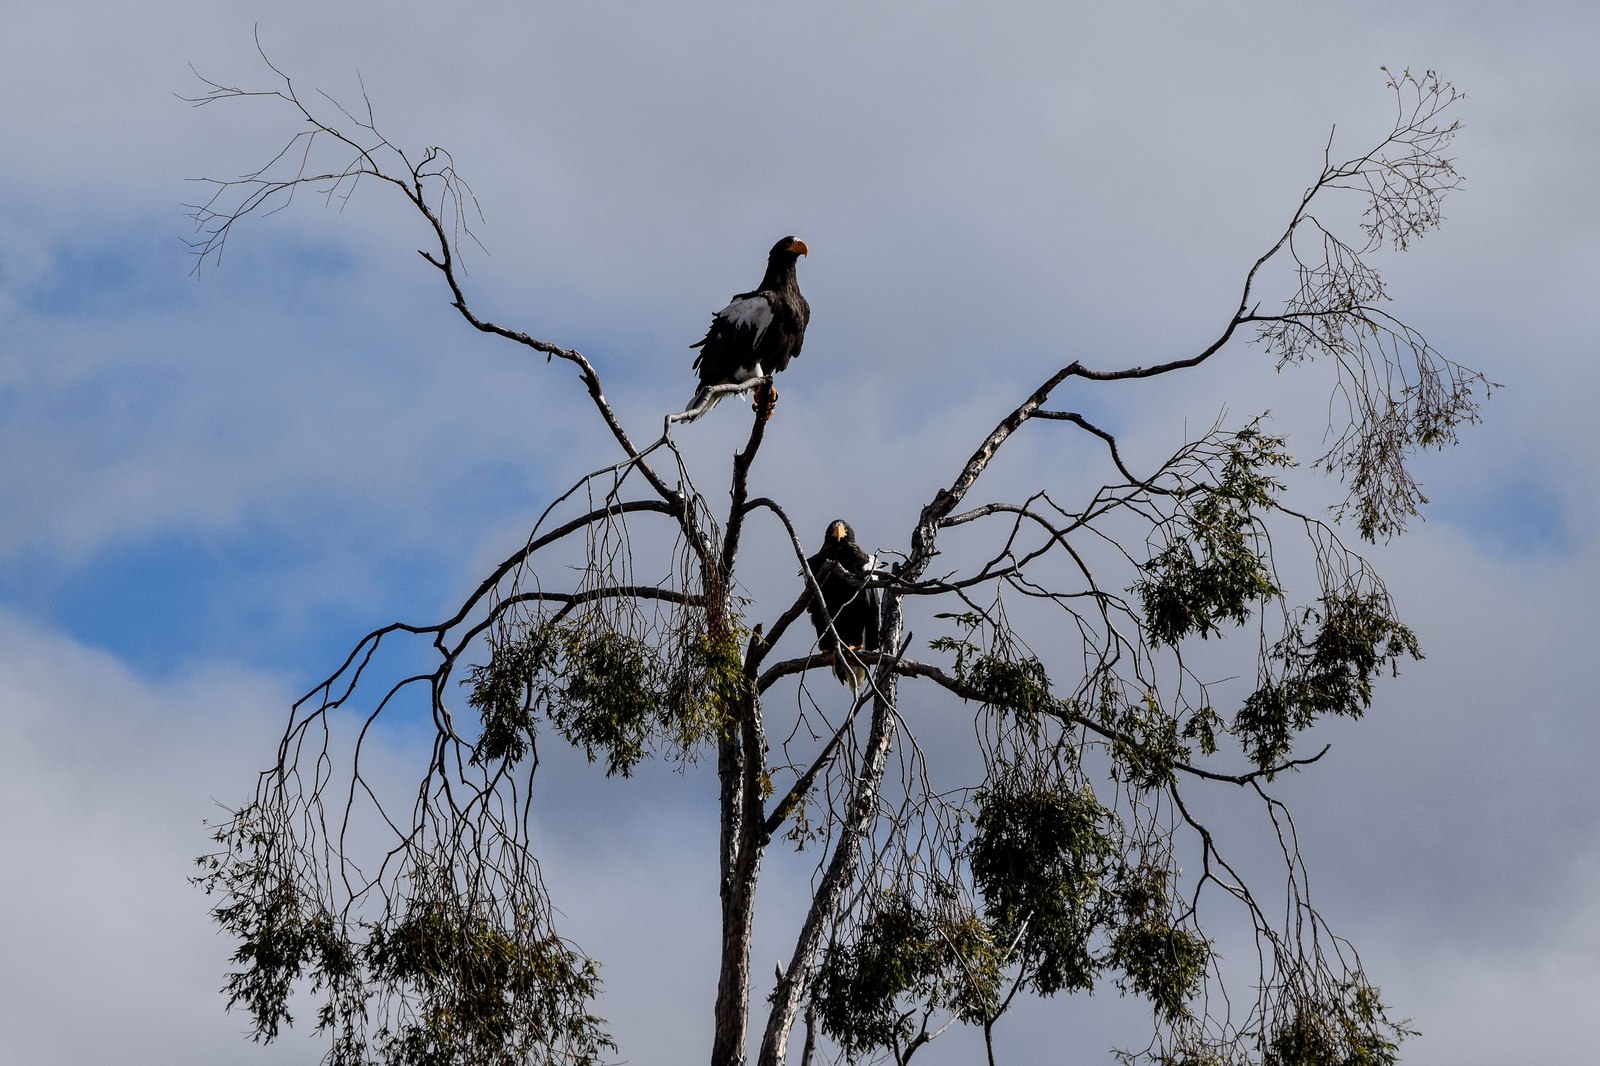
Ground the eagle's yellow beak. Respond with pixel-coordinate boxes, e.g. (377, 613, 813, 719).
(787, 238, 809, 257)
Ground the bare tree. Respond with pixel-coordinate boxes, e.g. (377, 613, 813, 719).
(190, 48, 1488, 1066)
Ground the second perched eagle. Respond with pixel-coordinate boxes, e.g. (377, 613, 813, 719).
(806, 519, 882, 687)
(683, 236, 810, 421)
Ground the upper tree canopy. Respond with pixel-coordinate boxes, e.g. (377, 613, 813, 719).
(190, 54, 1487, 1066)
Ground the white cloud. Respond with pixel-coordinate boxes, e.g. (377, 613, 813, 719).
(1379, 860, 1600, 1063)
(0, 611, 320, 1063)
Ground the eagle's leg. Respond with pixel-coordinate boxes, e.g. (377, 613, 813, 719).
(843, 644, 870, 689)
(754, 382, 779, 421)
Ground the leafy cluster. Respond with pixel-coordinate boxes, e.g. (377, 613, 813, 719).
(1264, 978, 1415, 1066)
(1236, 592, 1421, 769)
(936, 611, 1069, 739)
(1135, 426, 1289, 647)
(466, 616, 746, 776)
(931, 615, 1056, 738)
(195, 807, 613, 1066)
(935, 620, 1198, 792)
(1094, 688, 1192, 792)
(812, 891, 1003, 1055)
(969, 778, 1120, 995)
(362, 896, 610, 1066)
(813, 778, 1215, 1056)
(467, 626, 559, 766)
(1106, 866, 1209, 1022)
(198, 804, 354, 1043)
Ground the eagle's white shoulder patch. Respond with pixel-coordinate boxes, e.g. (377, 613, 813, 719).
(719, 294, 774, 340)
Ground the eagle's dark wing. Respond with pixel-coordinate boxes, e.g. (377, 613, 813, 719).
(830, 541, 880, 652)
(857, 581, 883, 654)
(691, 291, 778, 388)
(805, 550, 841, 650)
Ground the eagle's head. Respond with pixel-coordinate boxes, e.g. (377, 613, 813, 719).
(769, 235, 809, 260)
(825, 519, 853, 544)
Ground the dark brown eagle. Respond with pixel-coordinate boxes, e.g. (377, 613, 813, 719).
(682, 236, 810, 421)
(806, 519, 882, 687)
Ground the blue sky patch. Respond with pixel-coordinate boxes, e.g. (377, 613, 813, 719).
(1437, 474, 1574, 559)
(0, 518, 462, 685)
(12, 217, 359, 320)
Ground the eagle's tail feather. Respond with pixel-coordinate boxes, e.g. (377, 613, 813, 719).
(677, 386, 720, 423)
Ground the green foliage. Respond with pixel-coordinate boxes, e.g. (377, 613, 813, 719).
(1180, 704, 1223, 758)
(963, 783, 1214, 1024)
(1098, 691, 1187, 792)
(969, 779, 1118, 995)
(195, 804, 355, 1043)
(1264, 979, 1415, 1066)
(935, 617, 1202, 791)
(467, 627, 561, 766)
(196, 808, 614, 1066)
(551, 628, 662, 775)
(812, 892, 1002, 1056)
(1135, 427, 1289, 647)
(663, 623, 749, 749)
(964, 653, 1056, 731)
(362, 898, 612, 1066)
(1107, 866, 1209, 1021)
(930, 613, 1055, 737)
(465, 616, 746, 777)
(1236, 592, 1421, 769)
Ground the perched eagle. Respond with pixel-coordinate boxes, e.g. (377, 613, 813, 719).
(806, 519, 882, 687)
(682, 236, 810, 421)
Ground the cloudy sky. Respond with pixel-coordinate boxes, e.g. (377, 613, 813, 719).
(2, 1, 1597, 1062)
